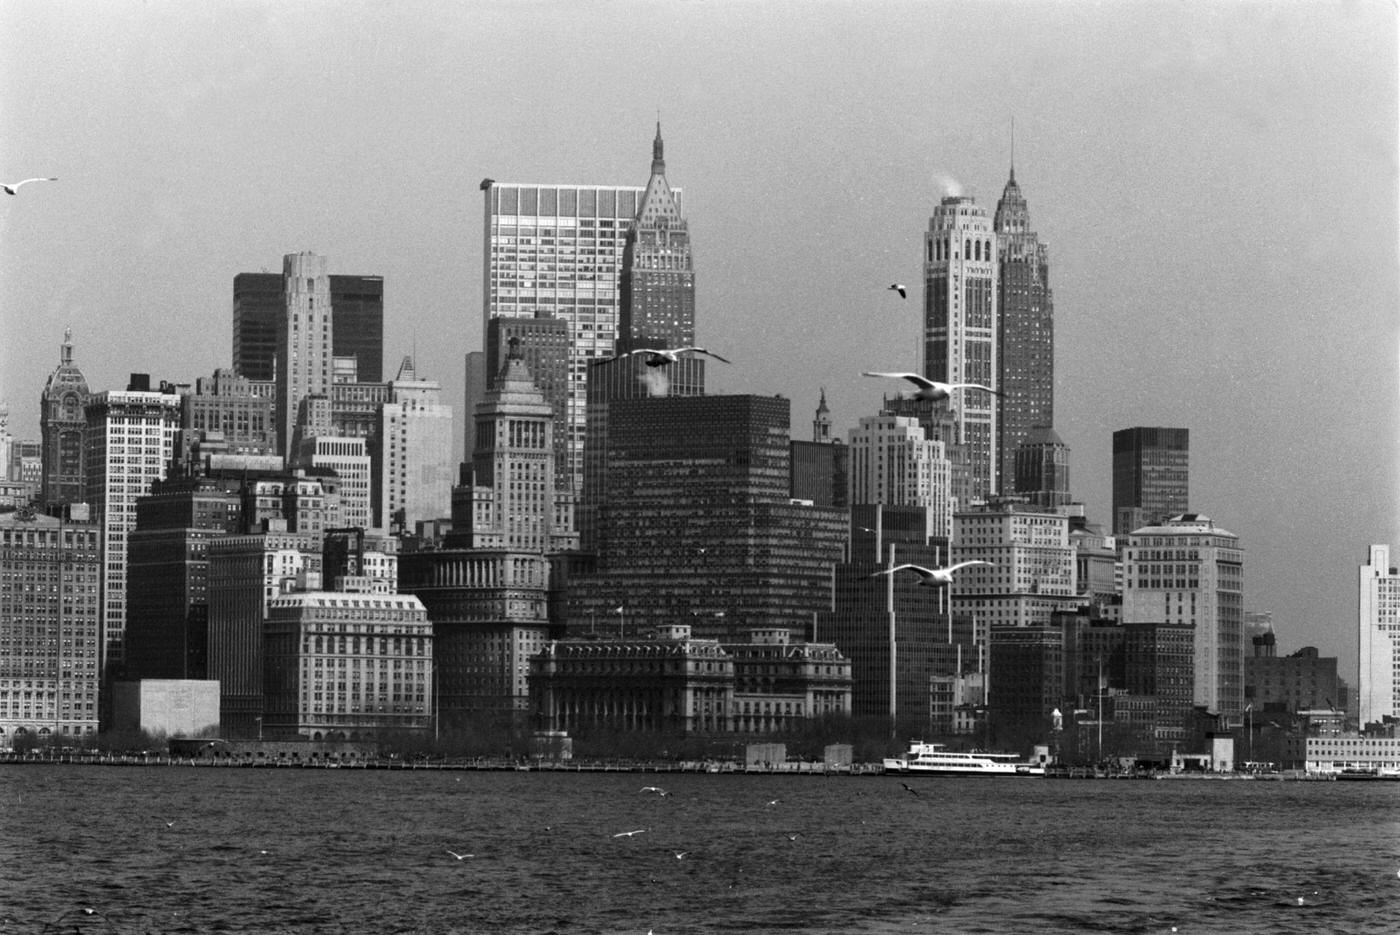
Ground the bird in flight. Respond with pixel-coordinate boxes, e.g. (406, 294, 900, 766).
(862, 372, 998, 401)
(3, 177, 56, 195)
(888, 283, 907, 298)
(640, 786, 670, 796)
(674, 851, 688, 860)
(786, 833, 800, 841)
(766, 799, 780, 807)
(165, 820, 175, 827)
(479, 178, 495, 190)
(612, 829, 647, 838)
(901, 782, 921, 797)
(592, 346, 730, 368)
(446, 849, 475, 860)
(867, 561, 993, 588)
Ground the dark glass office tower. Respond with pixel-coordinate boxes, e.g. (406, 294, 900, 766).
(994, 163, 1054, 491)
(1112, 426, 1189, 534)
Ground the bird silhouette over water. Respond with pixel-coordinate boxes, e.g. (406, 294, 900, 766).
(446, 849, 475, 860)
(593, 346, 730, 368)
(901, 782, 921, 797)
(612, 829, 647, 838)
(3, 177, 56, 195)
(640, 785, 670, 796)
(862, 371, 998, 401)
(867, 561, 994, 588)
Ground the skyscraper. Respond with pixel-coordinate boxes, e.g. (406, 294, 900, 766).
(274, 253, 336, 455)
(847, 413, 953, 542)
(481, 176, 677, 493)
(993, 163, 1054, 490)
(234, 268, 384, 385)
(1122, 513, 1244, 717)
(39, 329, 89, 506)
(568, 395, 846, 641)
(400, 348, 577, 724)
(1112, 427, 1189, 535)
(1013, 426, 1071, 509)
(1359, 544, 1400, 725)
(923, 196, 999, 504)
(620, 123, 696, 354)
(84, 383, 181, 672)
(377, 357, 453, 532)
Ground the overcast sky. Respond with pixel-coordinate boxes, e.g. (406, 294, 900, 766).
(2, 0, 1395, 682)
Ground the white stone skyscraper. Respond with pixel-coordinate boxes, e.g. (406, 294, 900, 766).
(377, 356, 453, 533)
(847, 413, 952, 541)
(84, 384, 181, 670)
(923, 195, 999, 505)
(275, 252, 334, 455)
(1359, 544, 1400, 726)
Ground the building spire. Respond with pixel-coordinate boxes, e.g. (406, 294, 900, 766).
(652, 119, 665, 174)
(1010, 116, 1016, 183)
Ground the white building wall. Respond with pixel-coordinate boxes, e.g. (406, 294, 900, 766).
(1359, 544, 1400, 725)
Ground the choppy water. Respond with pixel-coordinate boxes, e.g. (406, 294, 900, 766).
(1, 766, 1397, 934)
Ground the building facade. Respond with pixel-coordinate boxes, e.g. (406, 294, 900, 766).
(377, 357, 453, 532)
(993, 166, 1054, 491)
(1359, 544, 1400, 725)
(1122, 514, 1244, 717)
(40, 330, 90, 507)
(0, 508, 102, 741)
(234, 268, 384, 386)
(84, 385, 182, 671)
(1112, 427, 1189, 536)
(567, 395, 847, 642)
(262, 590, 432, 740)
(1013, 426, 1071, 509)
(274, 253, 335, 456)
(481, 180, 662, 493)
(847, 413, 953, 542)
(923, 195, 998, 504)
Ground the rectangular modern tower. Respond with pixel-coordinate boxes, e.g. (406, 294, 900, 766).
(481, 182, 680, 493)
(1359, 544, 1400, 726)
(924, 195, 999, 505)
(1112, 427, 1189, 535)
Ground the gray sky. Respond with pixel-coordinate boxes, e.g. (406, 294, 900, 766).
(2, 0, 1396, 682)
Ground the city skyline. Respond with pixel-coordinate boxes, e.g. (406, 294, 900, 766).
(1, 1, 1396, 680)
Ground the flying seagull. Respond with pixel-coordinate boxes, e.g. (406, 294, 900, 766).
(479, 178, 495, 190)
(640, 786, 670, 796)
(888, 283, 907, 298)
(612, 829, 647, 838)
(446, 849, 475, 860)
(867, 561, 994, 588)
(900, 782, 921, 797)
(3, 177, 56, 195)
(592, 346, 731, 368)
(861, 371, 998, 401)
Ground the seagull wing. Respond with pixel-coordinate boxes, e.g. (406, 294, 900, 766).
(867, 563, 924, 579)
(950, 382, 1000, 395)
(689, 347, 731, 364)
(861, 371, 935, 391)
(9, 177, 57, 189)
(945, 560, 992, 574)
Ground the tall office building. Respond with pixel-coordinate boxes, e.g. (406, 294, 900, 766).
(0, 508, 102, 739)
(620, 123, 697, 354)
(993, 163, 1054, 490)
(1122, 513, 1244, 717)
(1112, 427, 1189, 535)
(567, 395, 846, 642)
(847, 413, 953, 542)
(377, 357, 453, 532)
(234, 268, 384, 385)
(1359, 544, 1400, 725)
(273, 253, 336, 456)
(83, 383, 181, 671)
(474, 314, 571, 488)
(125, 475, 242, 681)
(951, 500, 1080, 643)
(481, 173, 678, 492)
(400, 349, 577, 724)
(923, 196, 999, 504)
(39, 329, 90, 506)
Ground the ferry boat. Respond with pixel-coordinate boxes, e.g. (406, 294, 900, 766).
(883, 741, 1045, 777)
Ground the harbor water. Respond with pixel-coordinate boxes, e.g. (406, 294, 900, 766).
(2, 765, 1397, 934)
